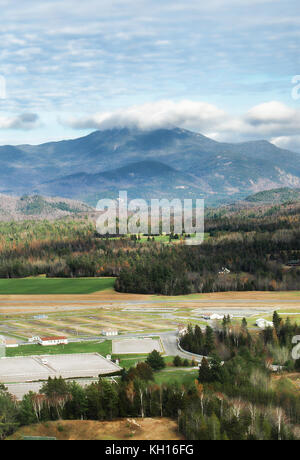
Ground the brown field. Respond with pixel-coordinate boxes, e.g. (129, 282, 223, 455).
(8, 418, 184, 441)
(1, 290, 300, 340)
(1, 288, 300, 305)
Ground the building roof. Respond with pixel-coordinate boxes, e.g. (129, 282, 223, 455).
(39, 336, 67, 341)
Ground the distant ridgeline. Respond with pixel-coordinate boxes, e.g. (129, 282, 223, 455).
(0, 127, 300, 206)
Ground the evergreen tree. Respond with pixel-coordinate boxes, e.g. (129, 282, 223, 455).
(198, 358, 213, 383)
(146, 350, 166, 371)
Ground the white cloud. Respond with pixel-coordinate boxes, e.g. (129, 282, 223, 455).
(246, 101, 298, 125)
(60, 99, 300, 151)
(61, 100, 227, 131)
(0, 113, 39, 130)
(271, 135, 300, 152)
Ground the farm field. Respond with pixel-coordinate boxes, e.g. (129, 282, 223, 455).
(7, 418, 185, 441)
(1, 289, 300, 342)
(0, 277, 116, 295)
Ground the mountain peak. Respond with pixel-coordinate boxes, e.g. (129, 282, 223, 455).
(1, 127, 300, 206)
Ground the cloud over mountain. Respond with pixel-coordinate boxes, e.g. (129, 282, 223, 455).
(61, 100, 300, 151)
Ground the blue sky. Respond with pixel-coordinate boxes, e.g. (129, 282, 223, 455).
(0, 0, 300, 150)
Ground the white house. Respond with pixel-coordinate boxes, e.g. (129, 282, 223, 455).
(177, 324, 187, 336)
(38, 336, 68, 346)
(256, 319, 273, 329)
(28, 336, 40, 343)
(202, 313, 230, 321)
(210, 313, 226, 321)
(102, 328, 118, 337)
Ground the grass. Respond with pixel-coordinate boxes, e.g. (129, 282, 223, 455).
(114, 355, 149, 369)
(111, 354, 175, 369)
(6, 340, 112, 357)
(154, 368, 199, 386)
(0, 277, 116, 295)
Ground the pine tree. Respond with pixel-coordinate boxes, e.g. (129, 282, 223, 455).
(273, 311, 282, 333)
(241, 318, 247, 330)
(204, 326, 215, 355)
(198, 357, 213, 383)
(146, 350, 166, 370)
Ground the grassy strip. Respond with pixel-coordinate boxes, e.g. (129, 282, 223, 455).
(6, 340, 112, 357)
(0, 277, 116, 295)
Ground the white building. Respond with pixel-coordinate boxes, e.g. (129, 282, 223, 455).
(102, 328, 118, 337)
(177, 324, 187, 336)
(38, 336, 68, 346)
(210, 313, 226, 321)
(202, 313, 231, 321)
(28, 336, 40, 343)
(256, 319, 273, 329)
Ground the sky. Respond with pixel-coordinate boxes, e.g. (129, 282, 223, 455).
(0, 0, 300, 151)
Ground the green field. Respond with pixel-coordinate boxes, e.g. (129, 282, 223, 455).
(154, 368, 199, 385)
(6, 340, 112, 357)
(0, 277, 116, 295)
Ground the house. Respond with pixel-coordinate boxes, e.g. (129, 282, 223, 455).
(218, 267, 231, 275)
(202, 313, 229, 321)
(28, 336, 40, 343)
(177, 324, 187, 336)
(210, 313, 226, 321)
(102, 328, 118, 337)
(256, 319, 273, 329)
(37, 336, 68, 346)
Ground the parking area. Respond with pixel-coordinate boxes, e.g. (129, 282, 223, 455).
(112, 337, 163, 354)
(5, 378, 102, 400)
(0, 353, 121, 383)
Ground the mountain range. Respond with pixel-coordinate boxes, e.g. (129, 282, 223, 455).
(1, 127, 300, 206)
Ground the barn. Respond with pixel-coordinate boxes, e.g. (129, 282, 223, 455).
(38, 336, 68, 346)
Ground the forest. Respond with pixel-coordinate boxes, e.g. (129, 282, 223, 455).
(0, 201, 300, 295)
(1, 337, 300, 441)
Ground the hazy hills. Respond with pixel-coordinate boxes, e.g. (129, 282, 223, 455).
(1, 127, 300, 205)
(0, 195, 92, 221)
(245, 187, 300, 204)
